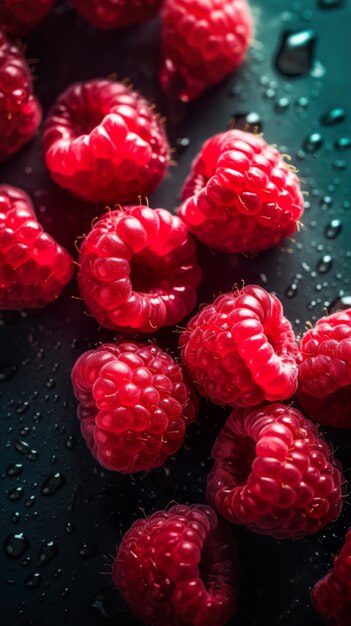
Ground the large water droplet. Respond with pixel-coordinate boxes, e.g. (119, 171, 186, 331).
(41, 473, 65, 496)
(320, 107, 346, 126)
(325, 219, 342, 239)
(38, 541, 58, 566)
(14, 440, 39, 461)
(16, 401, 30, 415)
(317, 255, 333, 273)
(329, 296, 351, 313)
(8, 487, 24, 501)
(24, 572, 42, 589)
(275, 30, 316, 77)
(318, 0, 346, 8)
(3, 532, 29, 558)
(303, 132, 323, 153)
(6, 463, 23, 477)
(335, 137, 351, 150)
(175, 137, 190, 154)
(0, 364, 17, 381)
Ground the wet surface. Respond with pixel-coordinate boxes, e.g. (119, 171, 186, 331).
(0, 0, 351, 625)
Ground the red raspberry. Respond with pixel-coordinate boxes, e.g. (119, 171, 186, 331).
(298, 309, 351, 429)
(207, 403, 344, 539)
(0, 185, 73, 309)
(43, 79, 170, 204)
(73, 0, 163, 30)
(160, 0, 252, 102)
(78, 205, 201, 333)
(0, 0, 53, 37)
(112, 504, 238, 626)
(312, 528, 351, 626)
(178, 129, 304, 253)
(0, 30, 42, 162)
(71, 342, 198, 473)
(180, 285, 299, 407)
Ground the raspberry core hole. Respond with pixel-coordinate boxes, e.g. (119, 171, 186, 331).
(129, 250, 163, 294)
(223, 436, 256, 485)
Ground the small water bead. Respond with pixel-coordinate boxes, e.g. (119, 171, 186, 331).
(14, 440, 38, 461)
(285, 284, 298, 298)
(0, 364, 17, 381)
(45, 378, 56, 389)
(330, 296, 351, 313)
(276, 29, 317, 77)
(335, 137, 351, 150)
(6, 463, 23, 477)
(24, 495, 36, 508)
(22, 556, 32, 567)
(24, 572, 42, 589)
(65, 522, 75, 535)
(16, 401, 30, 415)
(65, 436, 76, 449)
(8, 487, 24, 501)
(319, 196, 333, 209)
(41, 473, 65, 496)
(333, 159, 347, 170)
(325, 219, 342, 239)
(303, 132, 323, 152)
(320, 107, 346, 126)
(32, 411, 42, 423)
(11, 512, 21, 524)
(3, 532, 29, 558)
(38, 541, 58, 566)
(275, 97, 290, 113)
(317, 255, 333, 274)
(175, 137, 190, 154)
(19, 426, 31, 437)
(77, 542, 97, 558)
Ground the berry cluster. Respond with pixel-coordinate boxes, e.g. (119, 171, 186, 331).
(73, 0, 163, 30)
(71, 342, 198, 472)
(0, 31, 42, 162)
(0, 0, 53, 37)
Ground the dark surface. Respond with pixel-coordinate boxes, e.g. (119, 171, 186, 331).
(1, 0, 351, 625)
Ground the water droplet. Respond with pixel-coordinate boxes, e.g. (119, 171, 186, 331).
(65, 435, 76, 449)
(22, 556, 32, 567)
(303, 132, 323, 153)
(39, 541, 58, 566)
(41, 473, 65, 496)
(275, 96, 290, 112)
(77, 542, 97, 558)
(53, 568, 62, 579)
(329, 296, 351, 313)
(275, 29, 316, 77)
(90, 589, 110, 620)
(295, 96, 309, 109)
(11, 512, 21, 524)
(333, 159, 347, 170)
(24, 572, 42, 589)
(14, 440, 39, 460)
(175, 137, 190, 153)
(317, 255, 333, 273)
(325, 219, 342, 239)
(0, 364, 17, 381)
(8, 487, 24, 501)
(320, 107, 346, 126)
(24, 495, 36, 508)
(3, 532, 29, 558)
(318, 0, 346, 8)
(16, 401, 30, 415)
(65, 522, 75, 535)
(6, 463, 23, 477)
(228, 111, 262, 133)
(335, 137, 351, 150)
(320, 195, 333, 209)
(45, 378, 56, 389)
(19, 426, 31, 437)
(285, 284, 298, 298)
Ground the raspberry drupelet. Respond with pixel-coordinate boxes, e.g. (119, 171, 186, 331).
(178, 129, 304, 253)
(298, 309, 351, 428)
(78, 205, 201, 333)
(207, 403, 344, 539)
(0, 185, 73, 309)
(71, 342, 198, 473)
(0, 30, 42, 162)
(73, 0, 163, 30)
(0, 0, 53, 37)
(180, 285, 299, 407)
(43, 79, 170, 204)
(312, 528, 351, 625)
(160, 0, 252, 102)
(113, 504, 238, 625)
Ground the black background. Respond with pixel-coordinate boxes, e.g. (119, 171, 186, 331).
(1, 0, 351, 624)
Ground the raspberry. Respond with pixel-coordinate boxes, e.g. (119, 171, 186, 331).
(298, 309, 351, 429)
(73, 0, 163, 30)
(78, 205, 201, 333)
(0, 0, 53, 37)
(160, 0, 252, 102)
(43, 79, 170, 204)
(71, 342, 198, 473)
(178, 129, 304, 253)
(113, 504, 238, 626)
(0, 30, 42, 162)
(312, 528, 351, 625)
(0, 185, 73, 309)
(180, 285, 299, 407)
(207, 403, 344, 539)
